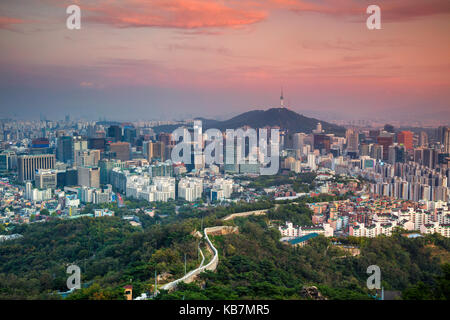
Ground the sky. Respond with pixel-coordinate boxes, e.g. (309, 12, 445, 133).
(0, 0, 449, 123)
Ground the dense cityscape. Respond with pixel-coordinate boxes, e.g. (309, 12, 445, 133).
(0, 101, 449, 301)
(1, 0, 449, 309)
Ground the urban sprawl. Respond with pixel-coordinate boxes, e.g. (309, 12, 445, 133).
(1, 116, 450, 245)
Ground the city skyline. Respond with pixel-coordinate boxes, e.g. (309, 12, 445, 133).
(0, 0, 449, 122)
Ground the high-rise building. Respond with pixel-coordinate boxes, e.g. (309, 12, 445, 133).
(369, 130, 380, 141)
(35, 169, 57, 189)
(397, 131, 413, 151)
(444, 127, 450, 154)
(307, 152, 317, 171)
(388, 144, 406, 164)
(422, 148, 438, 169)
(144, 141, 165, 162)
(73, 137, 88, 158)
(77, 166, 100, 188)
(158, 133, 174, 146)
(414, 148, 423, 165)
(25, 182, 33, 200)
(178, 177, 203, 202)
(109, 142, 130, 161)
(153, 141, 165, 162)
(313, 134, 331, 153)
(193, 120, 204, 170)
(370, 144, 383, 160)
(437, 126, 448, 144)
(98, 159, 125, 185)
(346, 129, 359, 153)
(0, 151, 16, 172)
(56, 136, 74, 163)
(88, 137, 106, 151)
(419, 131, 428, 147)
(149, 161, 173, 177)
(293, 133, 305, 151)
(377, 133, 394, 160)
(360, 143, 371, 157)
(123, 126, 137, 144)
(57, 168, 78, 188)
(18, 154, 56, 182)
(211, 178, 233, 200)
(107, 125, 122, 142)
(75, 149, 101, 167)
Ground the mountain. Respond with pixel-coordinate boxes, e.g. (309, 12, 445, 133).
(153, 108, 345, 136)
(201, 108, 345, 135)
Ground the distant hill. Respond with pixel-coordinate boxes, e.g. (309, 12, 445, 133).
(153, 108, 345, 136)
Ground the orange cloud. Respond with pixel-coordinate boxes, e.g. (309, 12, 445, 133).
(42, 0, 450, 30)
(77, 0, 267, 29)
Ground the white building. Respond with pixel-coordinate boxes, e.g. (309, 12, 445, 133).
(212, 178, 233, 199)
(178, 177, 203, 202)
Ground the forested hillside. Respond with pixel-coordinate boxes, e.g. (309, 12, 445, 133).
(1, 201, 449, 300)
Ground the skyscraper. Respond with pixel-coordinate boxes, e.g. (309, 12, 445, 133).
(144, 141, 165, 162)
(123, 126, 137, 144)
(444, 127, 450, 154)
(397, 131, 413, 151)
(107, 125, 122, 142)
(313, 134, 331, 153)
(73, 137, 88, 158)
(437, 126, 448, 144)
(346, 129, 359, 153)
(77, 166, 100, 188)
(158, 132, 174, 146)
(56, 136, 74, 163)
(419, 131, 428, 147)
(377, 133, 394, 160)
(75, 149, 101, 167)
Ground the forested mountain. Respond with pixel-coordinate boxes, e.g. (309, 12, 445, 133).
(152, 108, 345, 136)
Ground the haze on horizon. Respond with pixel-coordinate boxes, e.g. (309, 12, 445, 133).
(0, 0, 449, 123)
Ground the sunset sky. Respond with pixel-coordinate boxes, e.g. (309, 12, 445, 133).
(0, 0, 449, 122)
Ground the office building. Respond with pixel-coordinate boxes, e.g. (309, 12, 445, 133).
(377, 133, 394, 160)
(346, 129, 359, 153)
(313, 134, 331, 154)
(77, 166, 100, 189)
(0, 151, 16, 172)
(397, 131, 413, 151)
(35, 169, 57, 189)
(56, 136, 74, 163)
(88, 137, 106, 151)
(144, 141, 165, 162)
(419, 131, 428, 147)
(107, 125, 122, 142)
(18, 154, 56, 182)
(109, 142, 130, 161)
(75, 149, 101, 167)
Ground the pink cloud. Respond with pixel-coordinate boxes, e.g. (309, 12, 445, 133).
(75, 0, 267, 29)
(38, 0, 450, 31)
(0, 16, 26, 30)
(271, 0, 450, 22)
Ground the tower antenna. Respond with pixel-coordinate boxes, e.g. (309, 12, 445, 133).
(280, 87, 284, 108)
